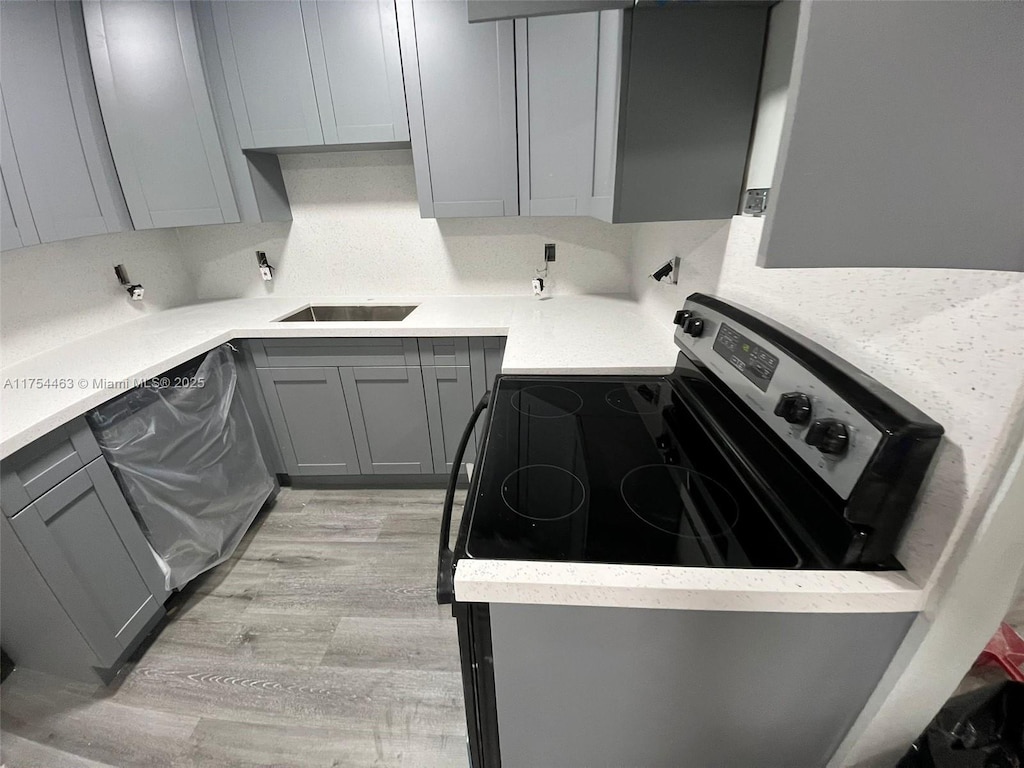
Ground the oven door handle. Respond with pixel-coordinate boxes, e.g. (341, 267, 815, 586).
(437, 391, 490, 605)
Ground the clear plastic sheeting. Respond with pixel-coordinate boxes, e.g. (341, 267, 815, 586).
(87, 344, 274, 591)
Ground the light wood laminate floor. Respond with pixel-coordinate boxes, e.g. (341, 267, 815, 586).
(0, 488, 469, 768)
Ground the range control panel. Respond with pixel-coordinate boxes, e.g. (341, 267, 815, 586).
(674, 300, 882, 500)
(712, 324, 779, 392)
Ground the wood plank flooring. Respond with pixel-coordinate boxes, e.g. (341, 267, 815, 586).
(0, 488, 470, 768)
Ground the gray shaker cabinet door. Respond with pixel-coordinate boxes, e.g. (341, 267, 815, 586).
(422, 365, 476, 474)
(0, 103, 39, 251)
(340, 367, 434, 475)
(257, 367, 361, 476)
(211, 0, 324, 149)
(302, 0, 409, 144)
(397, 0, 518, 218)
(0, 1, 130, 244)
(760, 0, 1024, 270)
(9, 459, 161, 668)
(515, 13, 600, 217)
(83, 0, 239, 229)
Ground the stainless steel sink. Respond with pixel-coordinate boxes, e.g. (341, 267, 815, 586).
(276, 305, 419, 322)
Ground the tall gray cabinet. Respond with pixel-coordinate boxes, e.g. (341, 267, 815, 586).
(83, 0, 240, 229)
(209, 0, 408, 149)
(0, 0, 130, 250)
(759, 0, 1024, 271)
(397, 0, 519, 218)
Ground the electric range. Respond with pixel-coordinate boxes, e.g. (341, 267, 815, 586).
(436, 293, 944, 768)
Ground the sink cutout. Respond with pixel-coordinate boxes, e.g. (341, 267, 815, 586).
(276, 305, 419, 322)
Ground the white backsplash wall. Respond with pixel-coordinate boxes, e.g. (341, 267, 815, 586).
(0, 229, 196, 367)
(629, 215, 1024, 590)
(177, 150, 636, 300)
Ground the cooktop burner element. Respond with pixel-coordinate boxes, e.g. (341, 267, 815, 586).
(500, 465, 586, 521)
(605, 385, 663, 414)
(511, 385, 583, 419)
(621, 465, 740, 539)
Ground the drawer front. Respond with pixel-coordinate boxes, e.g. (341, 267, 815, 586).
(0, 417, 102, 515)
(250, 338, 419, 368)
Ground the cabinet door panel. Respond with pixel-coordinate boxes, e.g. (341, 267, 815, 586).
(11, 461, 159, 666)
(0, 1, 128, 243)
(341, 367, 434, 475)
(304, 0, 409, 144)
(516, 13, 599, 217)
(257, 367, 360, 476)
(84, 0, 239, 228)
(761, 0, 1024, 270)
(397, 0, 518, 218)
(211, 0, 323, 149)
(422, 365, 476, 474)
(0, 102, 39, 250)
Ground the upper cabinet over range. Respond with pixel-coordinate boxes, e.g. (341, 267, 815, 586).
(758, 0, 1024, 271)
(207, 0, 409, 150)
(398, 0, 768, 221)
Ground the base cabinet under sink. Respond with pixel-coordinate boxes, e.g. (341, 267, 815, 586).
(245, 336, 506, 479)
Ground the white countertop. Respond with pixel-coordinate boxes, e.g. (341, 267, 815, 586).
(0, 294, 678, 458)
(0, 293, 923, 613)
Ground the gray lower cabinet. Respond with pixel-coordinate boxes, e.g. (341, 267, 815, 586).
(759, 0, 1024, 271)
(0, 1, 130, 249)
(249, 337, 505, 478)
(257, 367, 362, 476)
(341, 366, 434, 475)
(422, 338, 477, 474)
(83, 0, 240, 229)
(3, 458, 164, 674)
(397, 0, 519, 218)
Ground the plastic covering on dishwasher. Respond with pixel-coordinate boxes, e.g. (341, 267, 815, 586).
(87, 344, 274, 591)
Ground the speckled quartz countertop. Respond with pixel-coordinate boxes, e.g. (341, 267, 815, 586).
(0, 293, 924, 613)
(0, 294, 678, 458)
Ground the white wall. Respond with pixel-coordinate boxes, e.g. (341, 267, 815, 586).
(630, 215, 1024, 592)
(176, 150, 636, 300)
(0, 229, 196, 367)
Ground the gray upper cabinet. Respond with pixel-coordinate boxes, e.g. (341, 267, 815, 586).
(341, 366, 434, 474)
(0, 1, 130, 250)
(760, 0, 1024, 271)
(83, 0, 240, 229)
(515, 13, 600, 217)
(304, 0, 409, 144)
(1, 105, 39, 251)
(209, 0, 407, 150)
(210, 0, 323, 149)
(8, 459, 162, 668)
(609, 3, 767, 222)
(397, 0, 519, 218)
(257, 367, 362, 476)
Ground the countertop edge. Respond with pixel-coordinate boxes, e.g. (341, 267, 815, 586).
(453, 560, 927, 613)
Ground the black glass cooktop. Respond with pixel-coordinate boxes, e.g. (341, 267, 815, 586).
(462, 376, 806, 568)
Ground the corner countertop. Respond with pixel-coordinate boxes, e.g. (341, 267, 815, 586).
(0, 293, 925, 614)
(0, 294, 679, 458)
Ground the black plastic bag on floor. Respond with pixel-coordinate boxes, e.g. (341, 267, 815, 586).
(897, 681, 1024, 768)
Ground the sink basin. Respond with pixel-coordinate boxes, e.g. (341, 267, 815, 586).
(277, 305, 419, 322)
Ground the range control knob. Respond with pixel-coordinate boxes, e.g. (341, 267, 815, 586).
(773, 392, 812, 425)
(681, 317, 704, 337)
(805, 418, 850, 457)
(673, 309, 693, 326)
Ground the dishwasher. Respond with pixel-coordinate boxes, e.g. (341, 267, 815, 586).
(87, 344, 276, 592)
